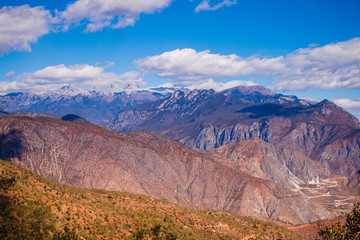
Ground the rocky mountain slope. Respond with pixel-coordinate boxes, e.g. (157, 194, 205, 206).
(0, 160, 306, 239)
(208, 138, 330, 189)
(347, 170, 360, 196)
(0, 116, 334, 224)
(209, 139, 359, 212)
(108, 86, 360, 178)
(0, 84, 173, 126)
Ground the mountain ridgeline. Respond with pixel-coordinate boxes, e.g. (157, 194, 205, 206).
(0, 84, 359, 231)
(108, 86, 360, 178)
(0, 85, 174, 126)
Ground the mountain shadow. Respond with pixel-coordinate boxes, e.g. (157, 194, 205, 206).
(0, 129, 24, 161)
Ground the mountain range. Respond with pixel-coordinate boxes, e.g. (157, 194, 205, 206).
(0, 84, 359, 231)
(108, 86, 360, 179)
(0, 116, 337, 224)
(0, 84, 174, 126)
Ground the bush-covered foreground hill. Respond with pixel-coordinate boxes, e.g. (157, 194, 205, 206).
(0, 160, 305, 239)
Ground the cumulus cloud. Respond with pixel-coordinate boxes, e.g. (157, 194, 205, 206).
(0, 64, 144, 94)
(0, 1, 174, 54)
(274, 37, 360, 91)
(136, 48, 284, 82)
(137, 37, 360, 91)
(5, 71, 15, 78)
(0, 5, 54, 54)
(61, 0, 172, 32)
(273, 64, 360, 91)
(195, 0, 237, 12)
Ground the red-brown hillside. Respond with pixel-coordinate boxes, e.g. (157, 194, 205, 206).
(0, 116, 333, 224)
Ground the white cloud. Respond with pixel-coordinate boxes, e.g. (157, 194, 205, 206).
(186, 79, 257, 91)
(273, 64, 360, 91)
(0, 64, 144, 94)
(136, 48, 284, 83)
(0, 1, 174, 54)
(0, 5, 54, 54)
(300, 96, 317, 102)
(195, 0, 237, 12)
(157, 78, 257, 91)
(5, 71, 15, 78)
(137, 37, 360, 91)
(94, 61, 115, 68)
(274, 37, 360, 91)
(333, 98, 360, 110)
(61, 0, 172, 32)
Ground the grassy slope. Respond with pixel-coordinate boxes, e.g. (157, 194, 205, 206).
(0, 160, 305, 240)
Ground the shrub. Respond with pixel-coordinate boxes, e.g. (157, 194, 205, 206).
(318, 203, 360, 240)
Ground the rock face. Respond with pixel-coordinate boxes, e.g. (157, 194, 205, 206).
(0, 85, 173, 126)
(209, 138, 330, 189)
(0, 116, 334, 224)
(108, 86, 360, 177)
(347, 171, 360, 196)
(209, 139, 359, 210)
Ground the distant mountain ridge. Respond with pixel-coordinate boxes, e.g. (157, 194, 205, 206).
(108, 85, 360, 178)
(0, 84, 175, 126)
(220, 85, 312, 105)
(0, 84, 359, 229)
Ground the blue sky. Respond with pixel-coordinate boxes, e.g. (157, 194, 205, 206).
(0, 0, 360, 117)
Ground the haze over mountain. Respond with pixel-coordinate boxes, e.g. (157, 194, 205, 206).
(0, 84, 174, 126)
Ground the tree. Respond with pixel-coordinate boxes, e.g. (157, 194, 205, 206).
(318, 203, 360, 240)
(0, 174, 15, 191)
(0, 174, 57, 239)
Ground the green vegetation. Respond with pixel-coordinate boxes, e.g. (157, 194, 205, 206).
(318, 203, 360, 240)
(0, 160, 304, 239)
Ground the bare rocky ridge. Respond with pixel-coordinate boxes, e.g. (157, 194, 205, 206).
(347, 171, 360, 196)
(108, 86, 360, 178)
(0, 116, 334, 224)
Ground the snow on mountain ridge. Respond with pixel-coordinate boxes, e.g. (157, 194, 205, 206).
(25, 84, 176, 98)
(0, 84, 177, 126)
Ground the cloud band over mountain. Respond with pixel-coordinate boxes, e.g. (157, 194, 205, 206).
(137, 37, 360, 91)
(0, 64, 143, 94)
(1, 37, 360, 95)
